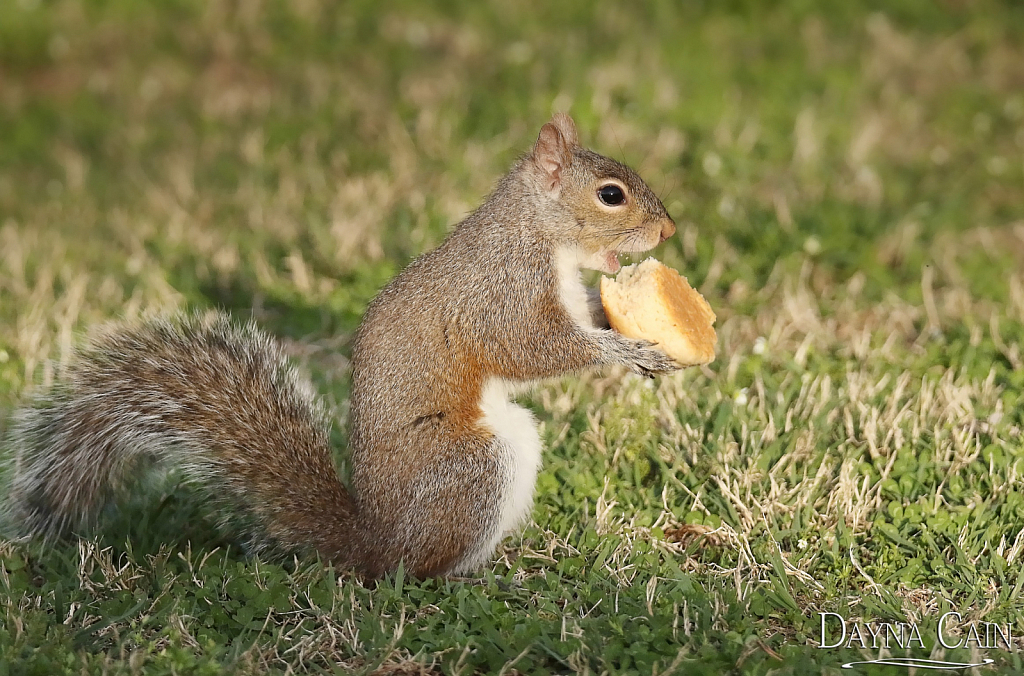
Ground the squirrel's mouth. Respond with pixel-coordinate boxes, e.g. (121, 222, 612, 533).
(598, 223, 670, 274)
(579, 247, 624, 274)
(589, 225, 667, 274)
(604, 250, 622, 274)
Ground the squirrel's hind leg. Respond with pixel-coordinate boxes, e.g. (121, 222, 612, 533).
(441, 378, 542, 575)
(354, 380, 542, 578)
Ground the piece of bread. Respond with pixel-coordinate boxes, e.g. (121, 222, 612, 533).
(600, 258, 717, 367)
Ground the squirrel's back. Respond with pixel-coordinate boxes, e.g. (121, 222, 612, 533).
(0, 313, 366, 566)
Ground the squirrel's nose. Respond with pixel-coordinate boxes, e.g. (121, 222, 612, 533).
(659, 217, 676, 242)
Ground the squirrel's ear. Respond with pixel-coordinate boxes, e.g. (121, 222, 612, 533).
(532, 114, 577, 192)
(549, 113, 579, 147)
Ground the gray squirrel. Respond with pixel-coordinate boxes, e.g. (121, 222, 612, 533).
(1, 114, 679, 578)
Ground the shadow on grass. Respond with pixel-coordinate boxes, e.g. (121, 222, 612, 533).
(91, 479, 238, 560)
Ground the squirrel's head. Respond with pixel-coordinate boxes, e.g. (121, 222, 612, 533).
(526, 113, 676, 273)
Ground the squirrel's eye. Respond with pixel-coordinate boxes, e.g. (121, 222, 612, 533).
(597, 184, 626, 206)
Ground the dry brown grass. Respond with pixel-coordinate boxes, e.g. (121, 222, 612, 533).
(3, 1, 1024, 671)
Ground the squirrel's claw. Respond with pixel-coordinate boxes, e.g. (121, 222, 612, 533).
(624, 338, 680, 378)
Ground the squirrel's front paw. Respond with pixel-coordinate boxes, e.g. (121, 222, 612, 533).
(628, 340, 682, 378)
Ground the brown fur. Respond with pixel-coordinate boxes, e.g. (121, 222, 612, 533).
(1, 114, 679, 578)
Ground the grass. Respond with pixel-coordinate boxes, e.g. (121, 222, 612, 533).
(2, 0, 1024, 673)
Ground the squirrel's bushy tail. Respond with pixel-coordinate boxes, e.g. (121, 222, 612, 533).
(0, 313, 365, 566)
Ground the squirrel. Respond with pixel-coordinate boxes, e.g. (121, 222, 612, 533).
(0, 113, 680, 578)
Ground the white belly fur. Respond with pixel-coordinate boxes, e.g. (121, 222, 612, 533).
(456, 377, 541, 573)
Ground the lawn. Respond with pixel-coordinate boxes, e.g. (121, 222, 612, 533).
(2, 0, 1024, 673)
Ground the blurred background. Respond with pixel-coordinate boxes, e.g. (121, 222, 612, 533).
(2, 0, 1022, 389)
